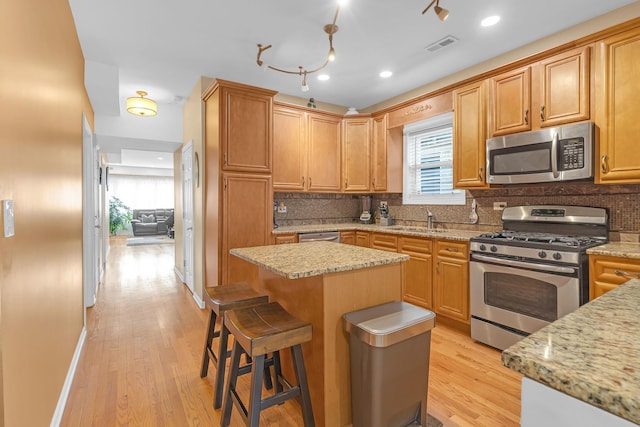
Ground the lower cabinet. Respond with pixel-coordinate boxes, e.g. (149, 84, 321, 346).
(355, 231, 370, 247)
(273, 233, 298, 244)
(433, 240, 470, 324)
(340, 231, 355, 245)
(589, 255, 640, 300)
(370, 232, 398, 251)
(399, 236, 433, 310)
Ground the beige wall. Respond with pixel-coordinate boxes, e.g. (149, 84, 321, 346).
(0, 0, 93, 425)
(181, 77, 213, 302)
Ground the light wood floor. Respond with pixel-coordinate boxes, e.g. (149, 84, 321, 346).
(62, 239, 521, 426)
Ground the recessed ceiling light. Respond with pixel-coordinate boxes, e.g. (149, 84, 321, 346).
(379, 70, 393, 78)
(481, 15, 500, 27)
(317, 74, 330, 81)
(157, 157, 164, 160)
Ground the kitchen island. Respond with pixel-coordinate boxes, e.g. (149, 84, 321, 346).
(230, 241, 409, 427)
(502, 279, 640, 426)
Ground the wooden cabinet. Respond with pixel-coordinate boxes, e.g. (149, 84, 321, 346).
(490, 46, 590, 136)
(203, 79, 276, 287)
(221, 173, 272, 285)
(307, 112, 342, 192)
(399, 236, 433, 310)
(595, 28, 640, 184)
(339, 231, 355, 245)
(273, 105, 306, 191)
(220, 83, 274, 173)
(433, 240, 469, 324)
(371, 114, 388, 191)
(453, 81, 489, 189)
(355, 231, 370, 247)
(370, 232, 398, 251)
(589, 255, 640, 300)
(342, 117, 371, 192)
(274, 233, 298, 245)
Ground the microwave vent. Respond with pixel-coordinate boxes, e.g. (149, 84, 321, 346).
(424, 35, 459, 53)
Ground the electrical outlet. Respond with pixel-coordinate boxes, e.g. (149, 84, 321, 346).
(493, 201, 507, 211)
(277, 202, 287, 213)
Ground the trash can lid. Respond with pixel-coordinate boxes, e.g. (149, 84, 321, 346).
(343, 301, 436, 348)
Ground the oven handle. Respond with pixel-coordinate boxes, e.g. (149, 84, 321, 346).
(471, 254, 576, 274)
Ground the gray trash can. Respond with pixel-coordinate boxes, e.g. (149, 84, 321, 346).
(343, 301, 436, 427)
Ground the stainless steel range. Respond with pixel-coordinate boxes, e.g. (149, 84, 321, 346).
(470, 205, 608, 350)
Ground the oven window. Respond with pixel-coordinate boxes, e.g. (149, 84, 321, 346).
(484, 272, 557, 322)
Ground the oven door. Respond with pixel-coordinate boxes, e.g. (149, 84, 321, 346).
(470, 254, 580, 349)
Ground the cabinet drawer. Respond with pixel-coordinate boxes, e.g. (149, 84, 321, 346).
(274, 234, 298, 244)
(435, 240, 468, 259)
(399, 236, 432, 255)
(590, 255, 640, 299)
(371, 233, 398, 251)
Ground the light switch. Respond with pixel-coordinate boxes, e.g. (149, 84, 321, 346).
(3, 200, 14, 237)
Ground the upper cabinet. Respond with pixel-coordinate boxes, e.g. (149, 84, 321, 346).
(342, 117, 371, 192)
(490, 46, 591, 137)
(371, 114, 388, 191)
(273, 104, 307, 191)
(595, 27, 640, 184)
(453, 81, 489, 189)
(220, 83, 276, 173)
(307, 112, 342, 191)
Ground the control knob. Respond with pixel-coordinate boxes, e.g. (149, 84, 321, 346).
(553, 252, 562, 260)
(538, 251, 547, 259)
(479, 244, 486, 251)
(490, 245, 498, 253)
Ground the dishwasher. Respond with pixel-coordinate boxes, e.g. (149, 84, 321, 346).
(298, 231, 341, 243)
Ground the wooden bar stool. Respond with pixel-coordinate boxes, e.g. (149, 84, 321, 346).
(200, 283, 269, 409)
(221, 302, 315, 427)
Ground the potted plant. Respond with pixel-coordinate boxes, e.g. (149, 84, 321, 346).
(109, 196, 132, 235)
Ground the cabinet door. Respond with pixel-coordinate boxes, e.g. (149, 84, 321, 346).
(342, 117, 371, 192)
(399, 237, 433, 310)
(538, 46, 590, 128)
(433, 240, 469, 323)
(595, 28, 640, 183)
(453, 81, 488, 189)
(589, 255, 640, 300)
(273, 105, 307, 191)
(274, 233, 298, 244)
(355, 231, 370, 248)
(221, 173, 272, 285)
(340, 231, 355, 245)
(307, 113, 342, 191)
(371, 114, 388, 191)
(490, 66, 531, 136)
(221, 87, 273, 173)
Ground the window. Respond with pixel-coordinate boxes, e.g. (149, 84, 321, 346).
(403, 112, 464, 205)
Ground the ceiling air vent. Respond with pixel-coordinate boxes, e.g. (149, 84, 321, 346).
(424, 35, 459, 53)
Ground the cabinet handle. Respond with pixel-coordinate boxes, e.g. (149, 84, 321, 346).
(309, 177, 312, 187)
(345, 179, 348, 188)
(436, 261, 440, 274)
(601, 154, 608, 174)
(540, 105, 545, 122)
(223, 177, 227, 191)
(614, 269, 640, 279)
(224, 152, 227, 165)
(524, 109, 529, 125)
(372, 178, 376, 187)
(445, 247, 459, 252)
(301, 176, 305, 187)
(478, 167, 483, 181)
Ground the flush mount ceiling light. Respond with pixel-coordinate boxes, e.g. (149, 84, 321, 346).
(481, 15, 501, 27)
(126, 91, 157, 116)
(422, 0, 449, 22)
(256, 2, 342, 92)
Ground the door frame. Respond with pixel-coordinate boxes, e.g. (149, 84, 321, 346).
(82, 113, 99, 312)
(182, 141, 199, 306)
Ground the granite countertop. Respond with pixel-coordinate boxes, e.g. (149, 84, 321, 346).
(586, 241, 640, 258)
(502, 279, 640, 424)
(230, 241, 410, 279)
(272, 223, 482, 242)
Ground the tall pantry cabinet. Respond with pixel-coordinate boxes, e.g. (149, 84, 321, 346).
(202, 79, 276, 286)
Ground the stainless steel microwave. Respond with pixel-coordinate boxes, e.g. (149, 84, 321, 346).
(486, 122, 594, 184)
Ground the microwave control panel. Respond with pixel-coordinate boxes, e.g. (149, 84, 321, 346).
(560, 137, 585, 170)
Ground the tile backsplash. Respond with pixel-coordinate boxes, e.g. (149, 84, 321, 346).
(275, 181, 640, 238)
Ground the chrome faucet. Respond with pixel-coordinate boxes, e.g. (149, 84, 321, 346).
(427, 210, 433, 230)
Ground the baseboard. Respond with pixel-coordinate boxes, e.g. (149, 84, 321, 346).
(50, 326, 87, 427)
(174, 266, 184, 282)
(192, 291, 205, 309)
(173, 267, 204, 308)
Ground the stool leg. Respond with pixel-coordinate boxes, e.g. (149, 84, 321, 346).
(291, 345, 315, 427)
(247, 355, 266, 427)
(272, 350, 284, 394)
(213, 316, 230, 409)
(200, 310, 218, 378)
(220, 341, 242, 427)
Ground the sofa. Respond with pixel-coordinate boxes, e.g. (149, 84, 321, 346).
(130, 209, 174, 236)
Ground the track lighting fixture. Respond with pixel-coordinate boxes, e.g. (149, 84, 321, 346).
(256, 2, 342, 92)
(422, 0, 449, 22)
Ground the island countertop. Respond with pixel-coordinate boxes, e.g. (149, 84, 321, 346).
(230, 241, 409, 279)
(501, 279, 640, 424)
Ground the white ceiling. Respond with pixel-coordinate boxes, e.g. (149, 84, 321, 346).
(69, 0, 638, 169)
